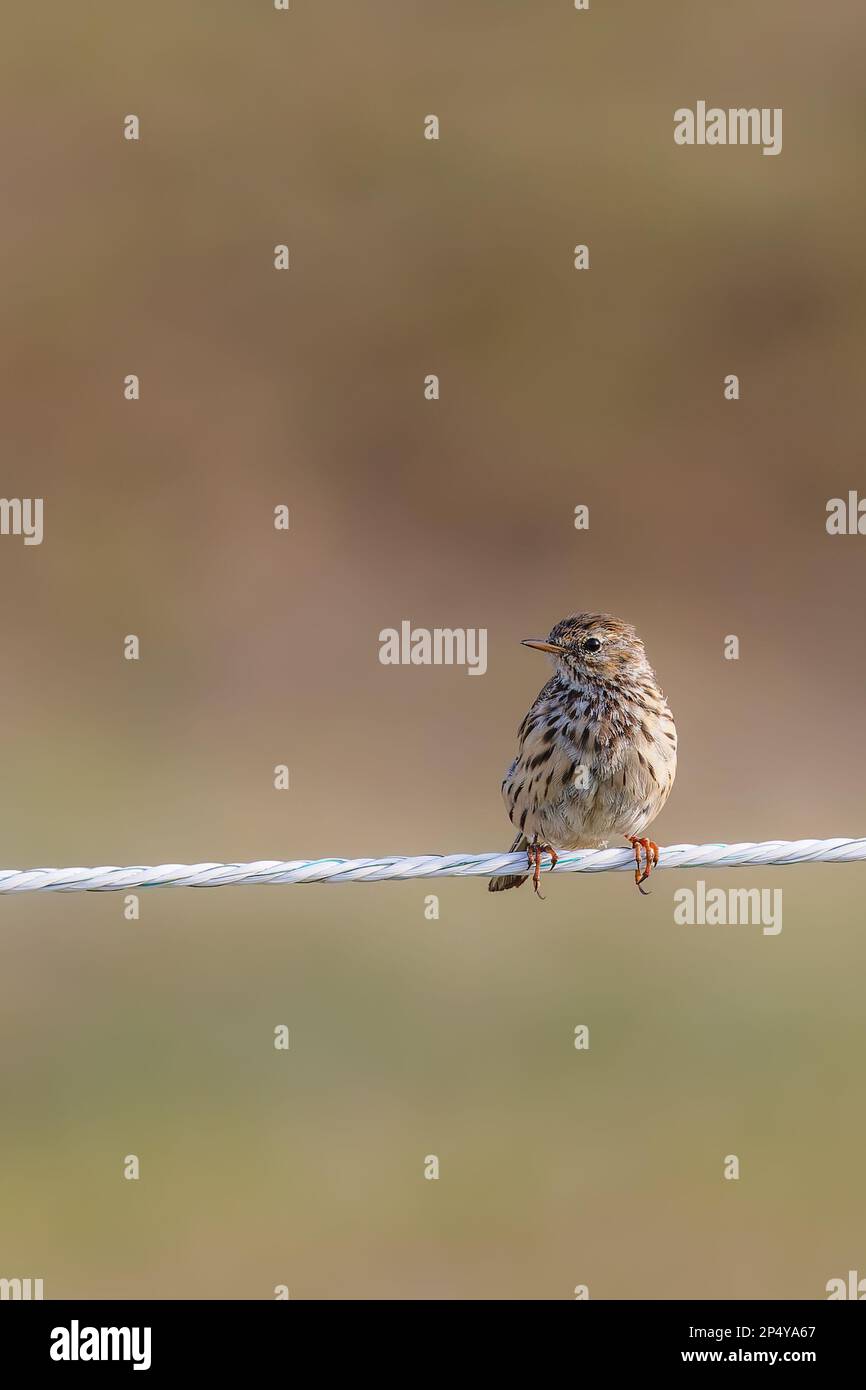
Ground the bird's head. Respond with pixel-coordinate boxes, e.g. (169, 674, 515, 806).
(522, 613, 652, 687)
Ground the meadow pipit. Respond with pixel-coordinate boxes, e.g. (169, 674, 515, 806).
(489, 613, 677, 896)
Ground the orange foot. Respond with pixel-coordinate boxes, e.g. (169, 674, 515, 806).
(526, 843, 559, 899)
(627, 837, 658, 896)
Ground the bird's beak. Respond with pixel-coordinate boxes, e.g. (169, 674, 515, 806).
(521, 639, 566, 654)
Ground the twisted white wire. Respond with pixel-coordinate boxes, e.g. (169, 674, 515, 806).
(0, 839, 862, 892)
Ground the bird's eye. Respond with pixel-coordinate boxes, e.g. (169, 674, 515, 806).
(584, 637, 602, 653)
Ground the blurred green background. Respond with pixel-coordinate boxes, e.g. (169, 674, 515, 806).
(1, 0, 864, 1298)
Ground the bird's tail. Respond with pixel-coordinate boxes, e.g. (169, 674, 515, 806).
(487, 833, 530, 892)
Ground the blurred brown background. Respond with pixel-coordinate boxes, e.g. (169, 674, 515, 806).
(0, 0, 864, 1299)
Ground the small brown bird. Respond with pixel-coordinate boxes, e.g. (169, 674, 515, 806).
(489, 613, 677, 896)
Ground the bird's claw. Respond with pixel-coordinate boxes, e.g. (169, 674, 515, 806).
(527, 843, 559, 898)
(628, 837, 658, 895)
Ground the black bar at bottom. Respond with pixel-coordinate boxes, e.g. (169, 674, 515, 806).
(0, 1298, 861, 1374)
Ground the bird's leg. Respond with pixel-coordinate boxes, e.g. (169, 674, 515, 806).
(529, 843, 558, 898)
(627, 837, 658, 896)
(533, 846, 544, 897)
